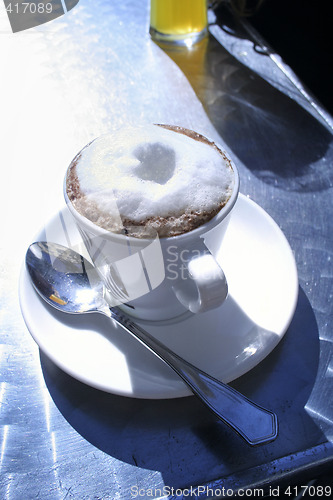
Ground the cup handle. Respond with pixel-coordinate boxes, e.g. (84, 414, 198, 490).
(173, 252, 228, 314)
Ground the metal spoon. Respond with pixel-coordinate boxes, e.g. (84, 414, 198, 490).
(26, 241, 278, 446)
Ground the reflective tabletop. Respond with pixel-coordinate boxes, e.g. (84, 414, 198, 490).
(0, 1, 332, 498)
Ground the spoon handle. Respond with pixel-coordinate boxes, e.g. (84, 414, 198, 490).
(109, 307, 278, 446)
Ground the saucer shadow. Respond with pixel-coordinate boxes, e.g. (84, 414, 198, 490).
(40, 286, 326, 489)
(157, 25, 333, 192)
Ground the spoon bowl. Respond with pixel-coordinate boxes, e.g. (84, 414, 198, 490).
(26, 241, 108, 315)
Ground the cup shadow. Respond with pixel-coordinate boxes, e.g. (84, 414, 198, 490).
(40, 286, 325, 489)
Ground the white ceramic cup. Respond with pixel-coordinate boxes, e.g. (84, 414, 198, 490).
(64, 137, 239, 324)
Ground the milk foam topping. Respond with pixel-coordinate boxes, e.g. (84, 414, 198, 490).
(72, 125, 234, 231)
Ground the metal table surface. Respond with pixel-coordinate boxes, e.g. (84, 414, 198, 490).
(1, 1, 332, 498)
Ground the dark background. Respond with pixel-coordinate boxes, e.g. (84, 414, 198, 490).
(247, 0, 332, 116)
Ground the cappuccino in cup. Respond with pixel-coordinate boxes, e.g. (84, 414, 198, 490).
(65, 124, 235, 238)
(64, 124, 239, 322)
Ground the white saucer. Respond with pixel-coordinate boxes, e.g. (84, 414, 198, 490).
(19, 194, 298, 399)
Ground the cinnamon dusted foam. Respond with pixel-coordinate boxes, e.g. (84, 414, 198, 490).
(65, 124, 234, 238)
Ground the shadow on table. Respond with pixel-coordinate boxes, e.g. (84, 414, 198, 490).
(155, 24, 333, 193)
(41, 287, 326, 489)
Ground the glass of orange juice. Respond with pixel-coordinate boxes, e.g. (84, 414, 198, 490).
(150, 0, 208, 46)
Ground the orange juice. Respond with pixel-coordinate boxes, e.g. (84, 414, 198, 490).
(150, 0, 208, 45)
